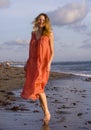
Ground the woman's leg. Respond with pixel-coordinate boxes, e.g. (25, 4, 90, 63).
(39, 92, 51, 125)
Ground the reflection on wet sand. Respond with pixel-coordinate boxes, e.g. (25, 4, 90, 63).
(41, 125, 50, 130)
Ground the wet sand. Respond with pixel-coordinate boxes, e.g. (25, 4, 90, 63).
(0, 66, 91, 130)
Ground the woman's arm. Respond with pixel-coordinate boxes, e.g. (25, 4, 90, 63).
(48, 32, 54, 70)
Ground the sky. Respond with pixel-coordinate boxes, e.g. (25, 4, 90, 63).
(0, 0, 91, 62)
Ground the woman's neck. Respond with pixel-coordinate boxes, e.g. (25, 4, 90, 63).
(38, 27, 43, 33)
(35, 27, 43, 40)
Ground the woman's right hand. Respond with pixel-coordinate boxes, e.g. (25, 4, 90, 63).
(24, 59, 29, 71)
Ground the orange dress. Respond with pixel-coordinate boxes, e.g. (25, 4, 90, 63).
(21, 32, 51, 100)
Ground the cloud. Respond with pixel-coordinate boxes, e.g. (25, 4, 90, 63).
(0, 0, 10, 8)
(3, 39, 29, 46)
(0, 39, 29, 50)
(86, 31, 91, 37)
(48, 0, 88, 26)
(81, 39, 91, 48)
(0, 46, 2, 50)
(68, 22, 88, 33)
(0, 39, 29, 61)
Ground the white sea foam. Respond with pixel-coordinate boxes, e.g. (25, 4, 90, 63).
(70, 72, 91, 77)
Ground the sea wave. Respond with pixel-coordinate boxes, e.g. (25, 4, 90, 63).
(63, 71, 91, 78)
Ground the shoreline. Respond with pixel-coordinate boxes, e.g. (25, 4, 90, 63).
(0, 66, 76, 91)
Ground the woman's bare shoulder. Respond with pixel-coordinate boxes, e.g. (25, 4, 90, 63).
(32, 31, 36, 35)
(49, 31, 54, 38)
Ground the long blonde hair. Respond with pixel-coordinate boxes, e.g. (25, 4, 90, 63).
(33, 13, 52, 36)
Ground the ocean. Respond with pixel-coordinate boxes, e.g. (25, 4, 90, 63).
(9, 61, 91, 78)
(51, 61, 91, 77)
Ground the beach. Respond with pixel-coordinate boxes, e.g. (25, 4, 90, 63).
(0, 66, 91, 130)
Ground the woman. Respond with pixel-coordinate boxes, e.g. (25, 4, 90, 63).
(21, 13, 54, 125)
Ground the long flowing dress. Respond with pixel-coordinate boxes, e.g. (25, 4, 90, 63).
(21, 32, 51, 100)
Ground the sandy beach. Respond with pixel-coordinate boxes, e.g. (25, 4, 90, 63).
(0, 66, 91, 130)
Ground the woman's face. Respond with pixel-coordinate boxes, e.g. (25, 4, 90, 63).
(37, 15, 45, 28)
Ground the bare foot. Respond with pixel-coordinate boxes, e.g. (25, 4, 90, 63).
(43, 112, 51, 125)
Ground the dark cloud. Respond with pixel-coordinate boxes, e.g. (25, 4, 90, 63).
(0, 0, 10, 8)
(48, 0, 88, 26)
